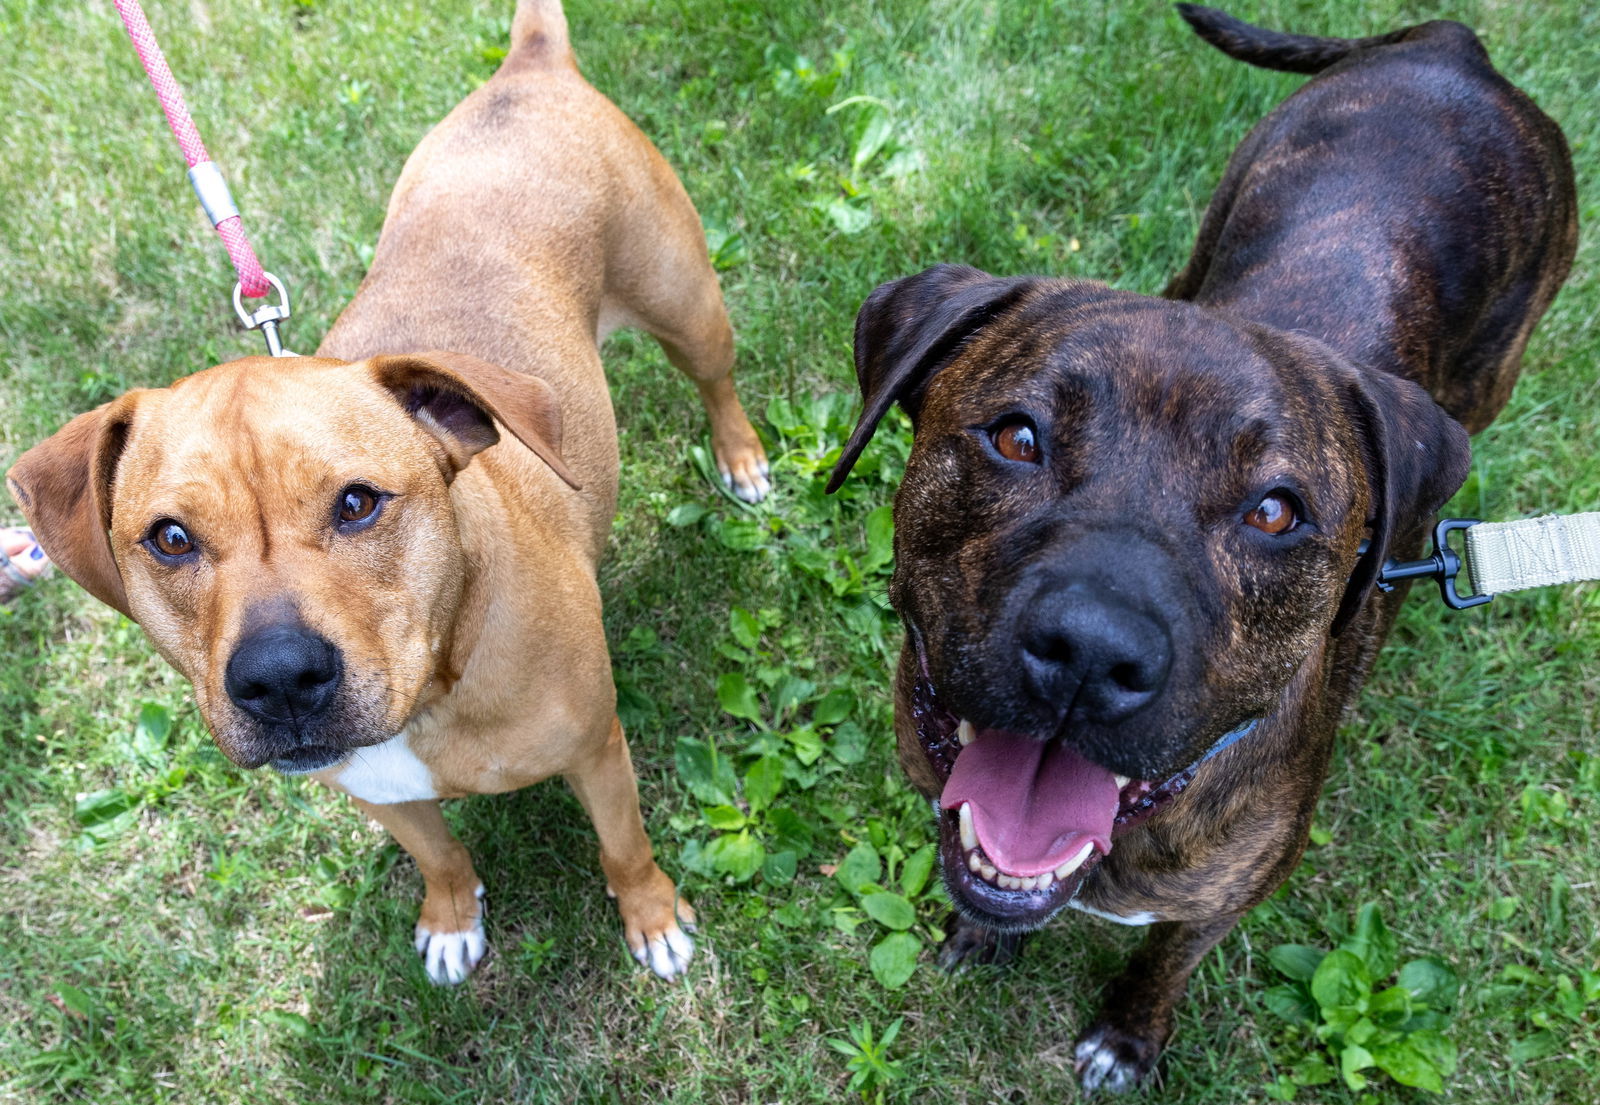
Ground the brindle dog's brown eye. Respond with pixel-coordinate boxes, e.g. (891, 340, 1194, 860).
(338, 485, 380, 525)
(1244, 493, 1298, 535)
(993, 421, 1041, 464)
(150, 520, 194, 558)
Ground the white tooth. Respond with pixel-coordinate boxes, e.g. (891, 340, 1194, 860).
(958, 804, 977, 851)
(968, 851, 982, 872)
(1113, 774, 1130, 789)
(957, 720, 975, 747)
(1021, 876, 1038, 891)
(1054, 841, 1096, 880)
(1002, 875, 1019, 890)
(1037, 870, 1054, 891)
(980, 862, 998, 882)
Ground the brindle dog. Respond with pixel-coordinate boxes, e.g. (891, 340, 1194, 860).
(828, 5, 1575, 1092)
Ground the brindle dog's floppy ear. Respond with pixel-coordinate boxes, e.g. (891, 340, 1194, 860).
(1331, 366, 1471, 635)
(826, 265, 1037, 492)
(6, 394, 143, 618)
(368, 351, 580, 490)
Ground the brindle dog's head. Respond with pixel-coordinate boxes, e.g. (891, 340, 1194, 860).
(8, 352, 574, 774)
(829, 265, 1469, 927)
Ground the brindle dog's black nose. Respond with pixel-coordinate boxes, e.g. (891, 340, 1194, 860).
(225, 626, 342, 722)
(1020, 588, 1172, 724)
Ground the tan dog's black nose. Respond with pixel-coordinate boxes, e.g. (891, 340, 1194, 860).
(225, 627, 343, 723)
(1020, 589, 1172, 725)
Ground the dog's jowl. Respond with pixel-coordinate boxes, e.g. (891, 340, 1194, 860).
(9, 0, 769, 986)
(830, 5, 1575, 1091)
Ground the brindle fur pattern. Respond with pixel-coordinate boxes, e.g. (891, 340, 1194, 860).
(880, 280, 1391, 781)
(834, 6, 1576, 1091)
(1167, 8, 1577, 433)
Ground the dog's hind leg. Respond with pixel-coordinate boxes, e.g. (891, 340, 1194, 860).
(564, 716, 697, 979)
(352, 797, 487, 985)
(1073, 914, 1241, 1092)
(651, 299, 771, 505)
(599, 167, 770, 503)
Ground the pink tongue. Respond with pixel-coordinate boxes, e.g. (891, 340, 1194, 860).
(940, 730, 1119, 877)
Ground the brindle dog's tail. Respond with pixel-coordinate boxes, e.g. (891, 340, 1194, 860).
(1175, 4, 1415, 74)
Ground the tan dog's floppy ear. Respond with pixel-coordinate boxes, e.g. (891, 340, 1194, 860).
(827, 265, 1037, 492)
(6, 394, 142, 618)
(368, 351, 580, 490)
(1331, 365, 1472, 635)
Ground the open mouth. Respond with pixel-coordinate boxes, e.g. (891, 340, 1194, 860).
(910, 657, 1217, 929)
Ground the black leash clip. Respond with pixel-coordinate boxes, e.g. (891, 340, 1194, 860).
(1370, 518, 1490, 610)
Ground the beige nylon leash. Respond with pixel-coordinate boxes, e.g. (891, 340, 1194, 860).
(1464, 512, 1600, 597)
(1368, 514, 1599, 611)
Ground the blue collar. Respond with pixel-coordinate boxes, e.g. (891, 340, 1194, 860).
(1195, 718, 1259, 767)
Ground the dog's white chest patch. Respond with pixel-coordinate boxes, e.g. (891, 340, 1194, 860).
(1068, 897, 1159, 927)
(335, 731, 436, 804)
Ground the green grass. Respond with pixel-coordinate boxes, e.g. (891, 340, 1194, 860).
(2, 1, 1597, 1101)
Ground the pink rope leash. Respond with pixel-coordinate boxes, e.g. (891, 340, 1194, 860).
(111, 0, 271, 299)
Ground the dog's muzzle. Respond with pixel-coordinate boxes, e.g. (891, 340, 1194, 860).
(222, 624, 351, 772)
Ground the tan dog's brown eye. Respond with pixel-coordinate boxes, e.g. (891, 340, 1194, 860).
(993, 421, 1041, 464)
(149, 520, 194, 558)
(338, 485, 381, 525)
(1244, 493, 1298, 535)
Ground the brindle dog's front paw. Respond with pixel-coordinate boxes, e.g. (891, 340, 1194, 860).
(937, 909, 1025, 971)
(1072, 1021, 1164, 1094)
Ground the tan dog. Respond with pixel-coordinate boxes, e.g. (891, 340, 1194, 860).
(7, 0, 769, 985)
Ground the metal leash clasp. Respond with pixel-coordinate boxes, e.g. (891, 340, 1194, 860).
(1374, 518, 1490, 609)
(233, 272, 296, 357)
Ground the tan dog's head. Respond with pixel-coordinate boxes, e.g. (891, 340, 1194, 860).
(8, 352, 574, 773)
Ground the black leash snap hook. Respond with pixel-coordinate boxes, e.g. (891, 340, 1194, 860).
(1368, 518, 1491, 610)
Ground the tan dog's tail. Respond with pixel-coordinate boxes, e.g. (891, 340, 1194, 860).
(510, 0, 575, 69)
(1175, 4, 1424, 74)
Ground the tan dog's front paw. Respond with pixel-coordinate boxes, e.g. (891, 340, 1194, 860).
(714, 429, 771, 504)
(622, 891, 697, 980)
(416, 918, 487, 984)
(415, 884, 488, 985)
